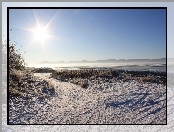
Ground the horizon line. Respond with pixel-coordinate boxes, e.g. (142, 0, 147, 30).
(38, 58, 166, 64)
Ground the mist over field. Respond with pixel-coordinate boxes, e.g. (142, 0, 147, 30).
(28, 59, 166, 73)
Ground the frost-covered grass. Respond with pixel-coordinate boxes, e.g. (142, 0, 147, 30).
(51, 69, 166, 88)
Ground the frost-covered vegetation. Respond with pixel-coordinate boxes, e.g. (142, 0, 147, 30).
(51, 69, 166, 89)
(8, 39, 56, 107)
(9, 40, 27, 97)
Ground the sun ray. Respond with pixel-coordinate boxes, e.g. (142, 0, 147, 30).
(41, 39, 48, 60)
(10, 25, 34, 32)
(45, 10, 60, 29)
(33, 9, 40, 27)
(24, 38, 37, 52)
(47, 34, 60, 39)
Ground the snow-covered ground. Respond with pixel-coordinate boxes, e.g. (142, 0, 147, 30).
(9, 72, 166, 124)
(33, 73, 166, 124)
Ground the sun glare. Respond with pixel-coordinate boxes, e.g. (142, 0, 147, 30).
(13, 9, 60, 56)
(34, 27, 49, 41)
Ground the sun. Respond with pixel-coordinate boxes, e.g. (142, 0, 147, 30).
(34, 26, 49, 41)
(13, 9, 59, 55)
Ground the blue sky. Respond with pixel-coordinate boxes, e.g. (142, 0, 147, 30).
(9, 8, 166, 65)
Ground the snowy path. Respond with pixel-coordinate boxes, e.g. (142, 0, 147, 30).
(31, 73, 166, 124)
(33, 73, 105, 124)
